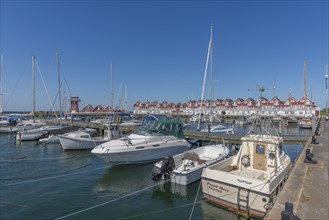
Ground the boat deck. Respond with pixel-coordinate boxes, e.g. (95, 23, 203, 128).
(230, 169, 268, 180)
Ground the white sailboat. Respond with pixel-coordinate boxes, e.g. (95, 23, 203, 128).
(201, 87, 292, 218)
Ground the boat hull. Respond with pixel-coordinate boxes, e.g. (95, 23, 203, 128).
(15, 130, 48, 141)
(58, 135, 108, 150)
(95, 144, 190, 164)
(201, 156, 291, 219)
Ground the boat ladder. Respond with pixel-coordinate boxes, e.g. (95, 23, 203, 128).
(237, 188, 250, 216)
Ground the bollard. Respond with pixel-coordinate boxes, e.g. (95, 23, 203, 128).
(281, 210, 292, 220)
(285, 202, 294, 214)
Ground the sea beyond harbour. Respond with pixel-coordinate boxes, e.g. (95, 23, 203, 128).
(0, 123, 308, 220)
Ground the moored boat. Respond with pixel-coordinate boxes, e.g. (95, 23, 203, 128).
(58, 130, 110, 150)
(152, 143, 230, 185)
(201, 87, 292, 219)
(91, 120, 191, 164)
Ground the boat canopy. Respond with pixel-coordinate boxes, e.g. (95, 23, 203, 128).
(136, 120, 185, 139)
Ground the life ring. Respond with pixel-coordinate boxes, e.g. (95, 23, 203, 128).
(241, 155, 250, 167)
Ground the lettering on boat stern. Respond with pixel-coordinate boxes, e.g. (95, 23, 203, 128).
(207, 182, 229, 193)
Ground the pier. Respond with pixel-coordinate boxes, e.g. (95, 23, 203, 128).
(265, 117, 328, 220)
(184, 130, 310, 145)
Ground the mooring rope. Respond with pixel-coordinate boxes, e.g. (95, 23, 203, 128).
(54, 179, 169, 220)
(3, 163, 111, 186)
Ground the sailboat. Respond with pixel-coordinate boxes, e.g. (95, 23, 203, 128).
(197, 26, 233, 134)
(298, 59, 313, 129)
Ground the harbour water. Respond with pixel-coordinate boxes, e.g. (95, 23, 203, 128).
(0, 123, 307, 220)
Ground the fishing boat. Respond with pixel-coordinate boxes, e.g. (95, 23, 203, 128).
(201, 86, 292, 219)
(91, 120, 191, 164)
(152, 144, 230, 185)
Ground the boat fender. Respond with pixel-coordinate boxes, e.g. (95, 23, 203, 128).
(241, 155, 250, 167)
(263, 203, 273, 210)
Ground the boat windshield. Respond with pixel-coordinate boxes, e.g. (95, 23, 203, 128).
(136, 120, 185, 139)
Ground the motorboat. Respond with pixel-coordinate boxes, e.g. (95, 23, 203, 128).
(201, 124, 234, 134)
(91, 120, 191, 164)
(298, 117, 313, 129)
(15, 125, 63, 141)
(201, 116, 292, 218)
(58, 130, 110, 150)
(152, 143, 230, 185)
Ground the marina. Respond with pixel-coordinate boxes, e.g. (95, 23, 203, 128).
(0, 2, 327, 219)
(1, 115, 324, 219)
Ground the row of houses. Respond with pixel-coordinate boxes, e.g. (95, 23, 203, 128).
(70, 95, 319, 117)
(132, 96, 320, 117)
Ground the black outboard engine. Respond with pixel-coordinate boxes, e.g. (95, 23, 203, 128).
(151, 156, 175, 182)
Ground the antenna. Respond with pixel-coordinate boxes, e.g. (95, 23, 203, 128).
(247, 85, 274, 135)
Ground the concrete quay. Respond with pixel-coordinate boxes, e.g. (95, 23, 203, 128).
(265, 118, 328, 220)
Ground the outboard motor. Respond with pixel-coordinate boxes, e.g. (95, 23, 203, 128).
(152, 156, 175, 182)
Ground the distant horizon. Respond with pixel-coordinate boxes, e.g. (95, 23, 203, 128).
(1, 1, 328, 112)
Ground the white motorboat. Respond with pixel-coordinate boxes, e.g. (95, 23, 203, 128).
(201, 88, 292, 219)
(202, 124, 234, 134)
(298, 117, 313, 129)
(152, 144, 230, 185)
(91, 120, 191, 164)
(15, 125, 63, 141)
(58, 131, 110, 150)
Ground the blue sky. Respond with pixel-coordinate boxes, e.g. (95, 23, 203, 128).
(0, 0, 328, 112)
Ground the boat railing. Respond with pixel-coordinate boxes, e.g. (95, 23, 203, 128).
(269, 164, 284, 178)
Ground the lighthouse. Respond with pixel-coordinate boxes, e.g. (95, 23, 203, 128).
(69, 96, 80, 113)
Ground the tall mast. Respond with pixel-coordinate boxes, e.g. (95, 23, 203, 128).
(0, 55, 3, 114)
(325, 64, 328, 115)
(57, 52, 62, 118)
(32, 55, 36, 120)
(125, 84, 127, 112)
(209, 25, 213, 124)
(303, 59, 307, 115)
(197, 25, 213, 130)
(110, 63, 114, 112)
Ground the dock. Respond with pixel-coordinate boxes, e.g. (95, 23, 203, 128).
(265, 118, 328, 220)
(184, 130, 310, 145)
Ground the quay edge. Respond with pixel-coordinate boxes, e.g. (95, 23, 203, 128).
(264, 117, 328, 220)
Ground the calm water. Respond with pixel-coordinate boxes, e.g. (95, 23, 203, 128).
(0, 123, 306, 220)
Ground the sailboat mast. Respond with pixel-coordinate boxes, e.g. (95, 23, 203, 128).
(209, 25, 213, 124)
(0, 55, 3, 114)
(57, 52, 62, 118)
(32, 55, 36, 120)
(325, 64, 328, 115)
(110, 63, 114, 112)
(303, 59, 307, 115)
(197, 25, 213, 130)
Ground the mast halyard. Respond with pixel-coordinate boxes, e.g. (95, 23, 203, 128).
(197, 25, 213, 130)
